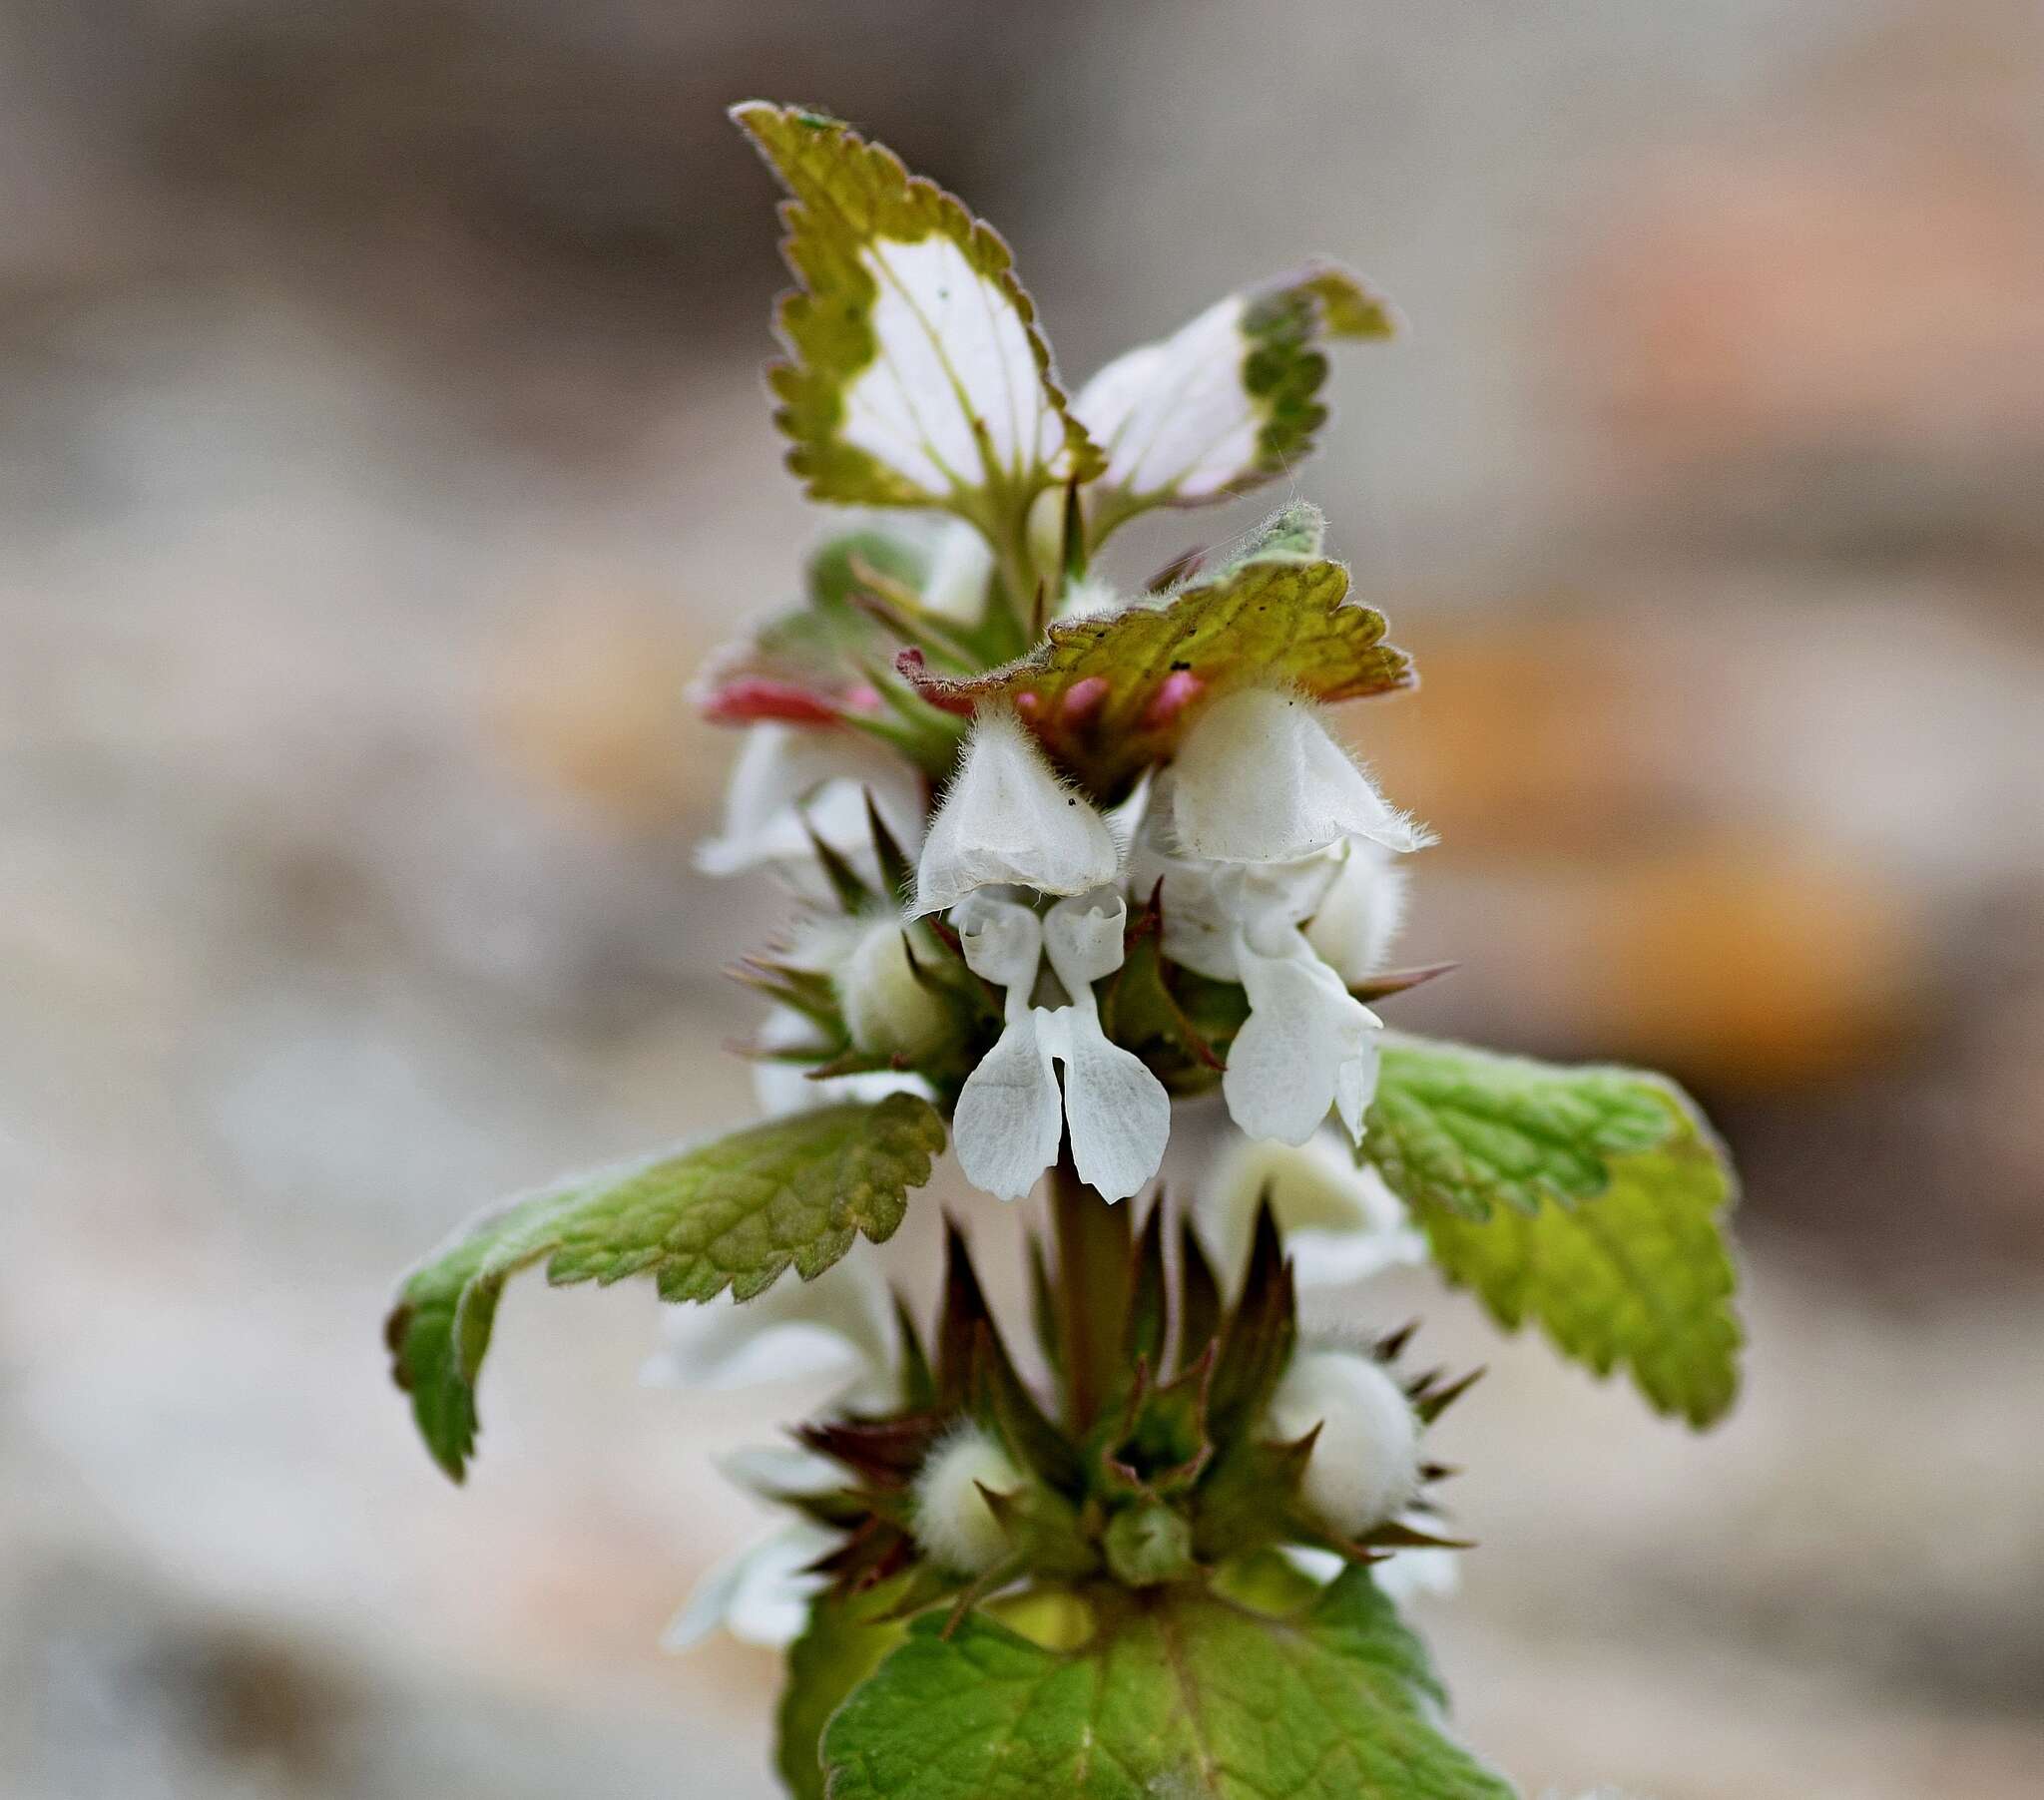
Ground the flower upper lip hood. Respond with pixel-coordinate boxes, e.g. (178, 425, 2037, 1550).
(1169, 686, 1429, 864)
(912, 705, 1120, 915)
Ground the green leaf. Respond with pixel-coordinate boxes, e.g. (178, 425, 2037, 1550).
(384, 1095, 947, 1480)
(1075, 264, 1394, 541)
(732, 103, 1101, 533)
(822, 1569, 1515, 1799)
(902, 557, 1413, 801)
(1364, 1042, 1742, 1426)
(777, 1590, 909, 1800)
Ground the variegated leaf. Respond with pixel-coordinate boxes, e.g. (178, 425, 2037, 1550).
(1075, 263, 1394, 538)
(734, 103, 1102, 536)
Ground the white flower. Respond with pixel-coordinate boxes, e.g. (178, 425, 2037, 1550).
(1199, 1128, 1425, 1288)
(1171, 687, 1428, 864)
(911, 1424, 1022, 1574)
(913, 706, 1119, 915)
(642, 1240, 896, 1406)
(1302, 837, 1410, 982)
(1266, 1348, 1423, 1538)
(949, 887, 1171, 1202)
(663, 1517, 837, 1650)
(697, 722, 925, 892)
(1229, 919, 1383, 1145)
(749, 1004, 934, 1119)
(1131, 784, 1384, 1147)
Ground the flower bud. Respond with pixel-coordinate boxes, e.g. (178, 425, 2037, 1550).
(836, 919, 949, 1059)
(1266, 1348, 1421, 1537)
(911, 1426, 1023, 1574)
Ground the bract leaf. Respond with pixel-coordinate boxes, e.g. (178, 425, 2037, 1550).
(901, 557, 1412, 800)
(385, 1096, 946, 1479)
(1075, 263, 1393, 539)
(1364, 1041, 1743, 1426)
(821, 1569, 1514, 1798)
(733, 103, 1102, 540)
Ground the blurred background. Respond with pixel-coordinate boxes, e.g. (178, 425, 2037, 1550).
(3, 2, 2041, 1796)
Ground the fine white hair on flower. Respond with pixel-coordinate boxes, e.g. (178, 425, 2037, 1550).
(1266, 1348, 1423, 1538)
(697, 721, 925, 892)
(911, 1424, 1022, 1575)
(1199, 1129, 1425, 1290)
(1170, 687, 1429, 864)
(913, 706, 1120, 915)
(948, 887, 1171, 1202)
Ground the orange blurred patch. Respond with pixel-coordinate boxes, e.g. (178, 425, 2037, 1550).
(483, 595, 718, 826)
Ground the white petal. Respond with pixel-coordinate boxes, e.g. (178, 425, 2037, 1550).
(1303, 838, 1411, 981)
(664, 1521, 835, 1651)
(1173, 688, 1428, 862)
(716, 1443, 844, 1499)
(1225, 934, 1383, 1145)
(1127, 777, 1243, 980)
(950, 889, 1045, 990)
(643, 1247, 893, 1396)
(1369, 1539, 1461, 1604)
(842, 236, 1073, 494)
(697, 723, 925, 884)
(1199, 1128, 1424, 1288)
(952, 1010, 1064, 1201)
(1041, 886, 1129, 990)
(1039, 1008, 1172, 1204)
(1278, 1536, 1458, 1603)
(914, 707, 1119, 913)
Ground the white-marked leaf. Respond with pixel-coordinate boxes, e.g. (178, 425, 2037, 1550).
(734, 103, 1102, 535)
(1076, 263, 1393, 534)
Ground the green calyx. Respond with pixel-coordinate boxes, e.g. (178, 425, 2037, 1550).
(770, 1203, 1476, 1626)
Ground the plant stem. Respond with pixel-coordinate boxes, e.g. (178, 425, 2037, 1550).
(1049, 1147, 1130, 1433)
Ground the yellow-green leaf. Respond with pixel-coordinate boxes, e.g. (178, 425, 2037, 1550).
(733, 103, 1101, 534)
(1364, 1042, 1743, 1427)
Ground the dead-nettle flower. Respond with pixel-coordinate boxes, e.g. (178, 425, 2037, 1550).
(696, 719, 924, 892)
(912, 705, 1119, 916)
